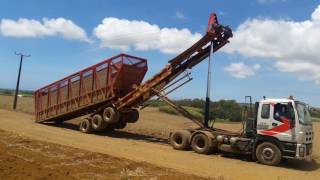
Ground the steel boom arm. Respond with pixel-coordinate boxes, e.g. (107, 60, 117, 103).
(115, 13, 233, 123)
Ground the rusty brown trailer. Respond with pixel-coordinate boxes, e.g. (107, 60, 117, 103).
(34, 54, 148, 123)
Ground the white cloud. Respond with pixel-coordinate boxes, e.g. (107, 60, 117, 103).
(175, 10, 186, 20)
(0, 18, 90, 42)
(224, 62, 261, 79)
(223, 5, 320, 84)
(93, 17, 201, 54)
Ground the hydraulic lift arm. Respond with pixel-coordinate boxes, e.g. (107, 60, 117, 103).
(115, 13, 233, 127)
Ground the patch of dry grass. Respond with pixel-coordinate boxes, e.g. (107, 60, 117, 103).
(0, 95, 34, 114)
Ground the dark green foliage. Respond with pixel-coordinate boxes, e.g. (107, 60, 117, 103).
(145, 98, 244, 122)
(1, 89, 13, 95)
(310, 107, 320, 118)
(210, 100, 243, 122)
(0, 88, 34, 97)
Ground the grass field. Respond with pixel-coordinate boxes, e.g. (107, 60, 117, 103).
(313, 117, 320, 122)
(0, 95, 34, 114)
(158, 105, 204, 120)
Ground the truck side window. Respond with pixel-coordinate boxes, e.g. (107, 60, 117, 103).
(261, 104, 270, 119)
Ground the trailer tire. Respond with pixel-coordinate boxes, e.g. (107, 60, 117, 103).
(191, 133, 213, 154)
(103, 125, 115, 132)
(170, 130, 191, 150)
(91, 114, 106, 130)
(115, 121, 127, 129)
(103, 107, 119, 124)
(256, 142, 282, 166)
(125, 109, 139, 123)
(54, 120, 63, 125)
(79, 119, 92, 133)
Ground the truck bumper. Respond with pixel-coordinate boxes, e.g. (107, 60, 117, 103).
(295, 143, 312, 160)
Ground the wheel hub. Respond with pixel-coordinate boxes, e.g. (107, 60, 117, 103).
(262, 147, 274, 160)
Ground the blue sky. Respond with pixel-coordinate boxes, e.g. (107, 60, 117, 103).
(0, 0, 319, 107)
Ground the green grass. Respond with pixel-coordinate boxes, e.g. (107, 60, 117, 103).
(0, 89, 34, 97)
(312, 117, 320, 122)
(158, 105, 204, 120)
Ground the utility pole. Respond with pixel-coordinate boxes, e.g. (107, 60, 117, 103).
(204, 42, 214, 128)
(13, 51, 30, 110)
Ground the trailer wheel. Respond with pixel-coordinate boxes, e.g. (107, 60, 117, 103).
(103, 125, 115, 132)
(115, 121, 127, 129)
(103, 107, 119, 124)
(191, 133, 213, 154)
(256, 142, 282, 166)
(125, 109, 139, 123)
(79, 119, 92, 133)
(54, 120, 63, 125)
(170, 130, 191, 150)
(91, 114, 106, 130)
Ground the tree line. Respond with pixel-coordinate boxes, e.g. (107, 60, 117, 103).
(145, 98, 244, 122)
(145, 98, 320, 121)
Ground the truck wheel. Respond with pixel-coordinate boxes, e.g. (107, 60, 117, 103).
(170, 130, 191, 150)
(126, 109, 139, 123)
(91, 114, 107, 130)
(191, 133, 213, 154)
(79, 119, 92, 133)
(103, 107, 119, 124)
(256, 142, 282, 166)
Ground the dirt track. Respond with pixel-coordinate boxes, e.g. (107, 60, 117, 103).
(0, 108, 320, 180)
(0, 129, 203, 180)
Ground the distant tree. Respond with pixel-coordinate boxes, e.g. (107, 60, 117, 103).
(1, 89, 13, 95)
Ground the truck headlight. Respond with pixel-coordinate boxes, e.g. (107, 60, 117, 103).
(299, 146, 305, 157)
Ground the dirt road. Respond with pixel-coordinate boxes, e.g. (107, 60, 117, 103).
(0, 109, 319, 180)
(0, 129, 203, 180)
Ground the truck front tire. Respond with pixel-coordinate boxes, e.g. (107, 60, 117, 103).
(170, 130, 191, 150)
(256, 142, 282, 166)
(191, 133, 213, 154)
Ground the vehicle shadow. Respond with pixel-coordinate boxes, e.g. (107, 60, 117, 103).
(43, 121, 169, 145)
(283, 158, 320, 171)
(221, 153, 320, 171)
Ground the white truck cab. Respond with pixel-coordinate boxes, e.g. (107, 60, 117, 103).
(254, 97, 313, 163)
(170, 96, 314, 166)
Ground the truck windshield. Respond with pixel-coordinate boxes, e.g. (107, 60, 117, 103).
(295, 102, 312, 125)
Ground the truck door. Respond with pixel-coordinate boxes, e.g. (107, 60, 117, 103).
(257, 103, 271, 131)
(260, 102, 295, 142)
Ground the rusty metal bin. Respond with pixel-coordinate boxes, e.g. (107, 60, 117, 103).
(34, 54, 147, 123)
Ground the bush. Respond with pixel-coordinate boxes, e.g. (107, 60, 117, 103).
(210, 100, 243, 122)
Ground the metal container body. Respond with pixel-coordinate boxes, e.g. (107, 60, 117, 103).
(34, 54, 147, 122)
